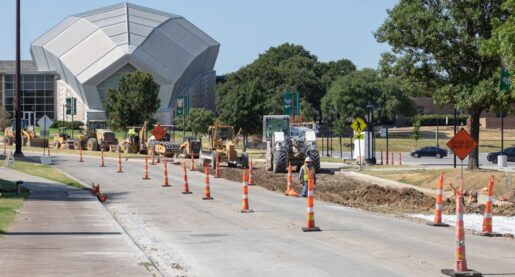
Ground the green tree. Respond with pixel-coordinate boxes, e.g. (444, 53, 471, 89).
(105, 71, 160, 130)
(375, 0, 513, 169)
(0, 106, 12, 130)
(188, 108, 215, 136)
(482, 0, 515, 70)
(321, 69, 416, 128)
(411, 119, 421, 148)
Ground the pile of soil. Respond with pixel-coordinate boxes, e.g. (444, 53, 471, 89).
(197, 162, 515, 216)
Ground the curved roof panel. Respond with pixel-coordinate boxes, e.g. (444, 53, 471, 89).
(30, 2, 220, 110)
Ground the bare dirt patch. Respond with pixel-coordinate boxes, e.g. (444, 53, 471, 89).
(196, 162, 515, 216)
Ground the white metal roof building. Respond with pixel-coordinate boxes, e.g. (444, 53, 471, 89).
(30, 2, 219, 123)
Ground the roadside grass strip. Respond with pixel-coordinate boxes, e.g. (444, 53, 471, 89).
(0, 179, 28, 236)
(12, 161, 86, 190)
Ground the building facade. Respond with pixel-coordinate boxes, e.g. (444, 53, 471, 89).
(1, 2, 219, 125)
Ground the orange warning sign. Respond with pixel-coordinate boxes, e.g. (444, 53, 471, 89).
(447, 129, 478, 160)
(151, 125, 166, 140)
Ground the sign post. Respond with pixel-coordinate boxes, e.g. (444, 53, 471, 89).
(499, 67, 511, 154)
(176, 96, 190, 140)
(37, 115, 53, 157)
(351, 117, 367, 171)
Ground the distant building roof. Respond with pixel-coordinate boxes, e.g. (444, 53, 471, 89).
(0, 60, 37, 72)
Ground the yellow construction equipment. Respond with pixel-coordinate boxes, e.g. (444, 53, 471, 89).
(199, 120, 248, 168)
(74, 120, 118, 151)
(118, 121, 149, 154)
(179, 136, 201, 158)
(148, 125, 180, 157)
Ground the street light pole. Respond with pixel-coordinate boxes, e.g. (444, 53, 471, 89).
(14, 0, 23, 156)
(501, 111, 504, 153)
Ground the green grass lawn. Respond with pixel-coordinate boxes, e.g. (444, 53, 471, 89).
(0, 179, 28, 235)
(12, 161, 86, 190)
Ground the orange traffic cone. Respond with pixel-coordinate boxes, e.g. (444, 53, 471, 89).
(427, 171, 449, 227)
(241, 167, 253, 213)
(79, 147, 84, 162)
(100, 150, 105, 167)
(214, 154, 220, 178)
(142, 156, 150, 180)
(91, 183, 100, 195)
(479, 176, 501, 237)
(116, 153, 123, 173)
(182, 161, 192, 194)
(190, 155, 195, 171)
(202, 165, 213, 200)
(162, 159, 170, 187)
(302, 172, 321, 232)
(441, 180, 481, 276)
(248, 159, 255, 186)
(285, 163, 298, 197)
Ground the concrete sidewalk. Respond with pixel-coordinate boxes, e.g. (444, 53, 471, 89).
(0, 166, 156, 277)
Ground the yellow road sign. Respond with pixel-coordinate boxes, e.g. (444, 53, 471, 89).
(351, 117, 367, 134)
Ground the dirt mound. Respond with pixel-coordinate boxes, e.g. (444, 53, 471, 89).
(196, 162, 515, 216)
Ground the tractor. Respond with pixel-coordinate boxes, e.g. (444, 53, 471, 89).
(117, 121, 149, 154)
(199, 121, 248, 168)
(263, 115, 320, 173)
(78, 120, 118, 151)
(179, 136, 201, 158)
(147, 125, 181, 157)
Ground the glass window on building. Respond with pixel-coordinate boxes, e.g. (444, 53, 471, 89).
(3, 74, 56, 120)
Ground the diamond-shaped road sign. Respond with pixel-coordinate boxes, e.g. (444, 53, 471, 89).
(351, 117, 367, 134)
(447, 128, 478, 160)
(151, 125, 167, 140)
(37, 115, 53, 131)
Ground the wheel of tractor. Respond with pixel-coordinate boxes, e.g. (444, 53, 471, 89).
(307, 150, 321, 173)
(272, 150, 288, 173)
(54, 141, 61, 149)
(87, 138, 98, 151)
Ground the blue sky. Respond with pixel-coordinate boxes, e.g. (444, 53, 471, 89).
(0, 0, 397, 74)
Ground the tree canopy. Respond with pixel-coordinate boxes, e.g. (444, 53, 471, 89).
(216, 43, 356, 136)
(375, 0, 512, 169)
(321, 69, 416, 134)
(105, 71, 160, 130)
(187, 108, 215, 136)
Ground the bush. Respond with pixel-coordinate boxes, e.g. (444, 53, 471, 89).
(0, 107, 12, 130)
(407, 114, 469, 126)
(50, 120, 84, 130)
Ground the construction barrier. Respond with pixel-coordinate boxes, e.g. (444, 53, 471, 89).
(479, 176, 501, 237)
(162, 159, 170, 187)
(182, 161, 192, 194)
(214, 154, 220, 178)
(116, 153, 123, 173)
(142, 156, 150, 180)
(285, 163, 298, 197)
(151, 148, 156, 165)
(398, 152, 402, 166)
(202, 165, 213, 200)
(441, 180, 481, 277)
(100, 150, 105, 167)
(302, 172, 321, 232)
(248, 159, 255, 186)
(427, 171, 449, 227)
(79, 147, 84, 162)
(241, 167, 253, 213)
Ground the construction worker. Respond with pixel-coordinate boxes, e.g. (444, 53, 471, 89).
(299, 157, 316, 197)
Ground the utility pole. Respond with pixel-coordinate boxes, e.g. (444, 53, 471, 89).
(14, 0, 23, 156)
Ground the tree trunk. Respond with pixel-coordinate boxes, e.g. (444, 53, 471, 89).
(243, 133, 248, 152)
(467, 109, 481, 170)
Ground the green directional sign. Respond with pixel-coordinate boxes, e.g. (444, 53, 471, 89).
(283, 91, 300, 116)
(500, 68, 511, 91)
(176, 96, 190, 116)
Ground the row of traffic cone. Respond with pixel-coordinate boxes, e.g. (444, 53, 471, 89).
(379, 151, 402, 166)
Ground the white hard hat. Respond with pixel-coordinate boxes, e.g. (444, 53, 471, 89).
(305, 157, 312, 162)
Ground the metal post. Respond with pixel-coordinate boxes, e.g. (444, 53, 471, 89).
(454, 108, 457, 168)
(436, 116, 439, 147)
(386, 127, 389, 164)
(71, 98, 74, 140)
(14, 0, 22, 156)
(183, 114, 186, 140)
(501, 111, 504, 153)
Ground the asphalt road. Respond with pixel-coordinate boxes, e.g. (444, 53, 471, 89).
(50, 153, 515, 277)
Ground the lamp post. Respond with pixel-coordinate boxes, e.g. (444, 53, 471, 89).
(365, 102, 375, 164)
(14, 0, 23, 156)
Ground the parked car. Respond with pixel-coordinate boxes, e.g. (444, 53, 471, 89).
(487, 147, 515, 164)
(410, 146, 448, 158)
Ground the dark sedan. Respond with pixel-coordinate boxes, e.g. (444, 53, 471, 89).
(487, 147, 515, 164)
(410, 146, 448, 158)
